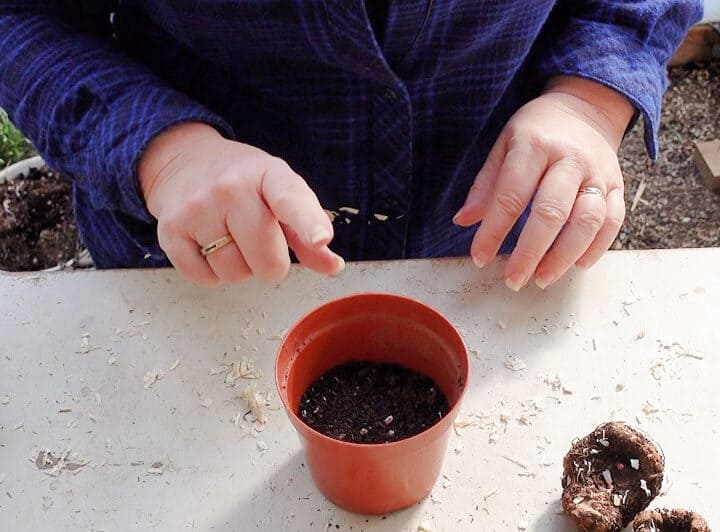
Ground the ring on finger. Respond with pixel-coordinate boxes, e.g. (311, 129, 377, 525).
(200, 234, 234, 257)
(577, 187, 605, 200)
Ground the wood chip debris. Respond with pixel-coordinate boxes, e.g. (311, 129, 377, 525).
(496, 320, 507, 330)
(77, 333, 100, 354)
(34, 449, 88, 476)
(502, 455, 529, 469)
(200, 397, 213, 408)
(483, 489, 498, 501)
(630, 459, 640, 470)
(640, 479, 651, 497)
(240, 383, 268, 425)
(641, 401, 659, 416)
(143, 368, 165, 389)
(169, 360, 180, 371)
(630, 178, 647, 212)
(417, 520, 434, 532)
(1, 395, 9, 405)
(267, 328, 289, 341)
(95, 392, 102, 406)
(256, 440, 268, 452)
(504, 355, 527, 371)
(147, 461, 163, 475)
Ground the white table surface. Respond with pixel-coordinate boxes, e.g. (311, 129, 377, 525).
(1, 249, 718, 532)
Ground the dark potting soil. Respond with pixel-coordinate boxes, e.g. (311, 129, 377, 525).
(0, 167, 79, 271)
(298, 361, 450, 444)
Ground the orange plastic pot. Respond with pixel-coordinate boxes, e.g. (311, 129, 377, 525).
(275, 293, 469, 514)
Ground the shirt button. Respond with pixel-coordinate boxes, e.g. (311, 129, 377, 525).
(382, 87, 398, 101)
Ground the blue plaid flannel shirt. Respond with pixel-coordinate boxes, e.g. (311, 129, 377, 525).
(0, 1, 702, 268)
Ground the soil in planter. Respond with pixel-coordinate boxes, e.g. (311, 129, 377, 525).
(298, 361, 450, 444)
(0, 167, 79, 271)
(561, 422, 665, 532)
(633, 508, 710, 532)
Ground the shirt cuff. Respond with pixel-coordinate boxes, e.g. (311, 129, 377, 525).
(534, 20, 668, 160)
(87, 88, 234, 224)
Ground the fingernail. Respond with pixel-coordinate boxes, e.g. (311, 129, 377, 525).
(310, 228, 332, 246)
(535, 273, 555, 290)
(331, 256, 345, 276)
(472, 253, 488, 269)
(505, 273, 526, 292)
(452, 209, 465, 225)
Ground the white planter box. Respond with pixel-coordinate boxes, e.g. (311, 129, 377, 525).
(705, 0, 720, 22)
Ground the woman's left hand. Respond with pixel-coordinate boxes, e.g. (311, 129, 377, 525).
(454, 76, 635, 291)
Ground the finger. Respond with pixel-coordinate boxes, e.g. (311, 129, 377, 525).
(502, 159, 587, 291)
(575, 186, 625, 269)
(158, 227, 221, 287)
(261, 159, 334, 248)
(469, 139, 549, 268)
(453, 133, 509, 226)
(204, 241, 253, 284)
(282, 223, 345, 275)
(532, 185, 608, 289)
(226, 199, 291, 282)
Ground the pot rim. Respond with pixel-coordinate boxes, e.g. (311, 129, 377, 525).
(275, 291, 469, 449)
(0, 155, 45, 184)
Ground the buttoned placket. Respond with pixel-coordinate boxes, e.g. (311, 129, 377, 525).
(323, 0, 431, 259)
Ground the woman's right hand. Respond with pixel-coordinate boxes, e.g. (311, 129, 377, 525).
(139, 122, 344, 287)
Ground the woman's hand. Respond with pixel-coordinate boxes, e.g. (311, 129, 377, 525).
(454, 76, 634, 290)
(139, 122, 344, 286)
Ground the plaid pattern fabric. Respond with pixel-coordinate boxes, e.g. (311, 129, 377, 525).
(0, 1, 701, 268)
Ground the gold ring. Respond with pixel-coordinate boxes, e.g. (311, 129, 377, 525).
(199, 234, 234, 257)
(577, 187, 605, 200)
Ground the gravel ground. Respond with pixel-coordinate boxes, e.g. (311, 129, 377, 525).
(617, 62, 720, 249)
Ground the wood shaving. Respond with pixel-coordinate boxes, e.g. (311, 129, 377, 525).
(267, 328, 289, 341)
(504, 355, 526, 371)
(324, 209, 338, 222)
(630, 459, 640, 470)
(77, 333, 100, 354)
(502, 455, 529, 469)
(169, 360, 180, 371)
(95, 393, 102, 406)
(640, 479, 651, 497)
(240, 384, 268, 424)
(58, 407, 72, 413)
(200, 398, 213, 408)
(107, 355, 117, 366)
(147, 461, 163, 475)
(35, 449, 87, 477)
(429, 492, 443, 504)
(14, 422, 24, 430)
(209, 365, 229, 376)
(602, 469, 614, 487)
(236, 357, 263, 379)
(518, 519, 529, 530)
(641, 402, 659, 416)
(484, 489, 498, 501)
(256, 440, 268, 452)
(1, 395, 8, 405)
(143, 368, 164, 389)
(630, 178, 647, 212)
(454, 441, 464, 454)
(418, 520, 434, 531)
(496, 320, 507, 330)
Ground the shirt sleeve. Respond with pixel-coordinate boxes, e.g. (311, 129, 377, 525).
(534, 0, 703, 159)
(0, 5, 234, 223)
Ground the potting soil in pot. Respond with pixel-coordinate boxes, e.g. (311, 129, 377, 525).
(0, 167, 79, 271)
(298, 361, 449, 444)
